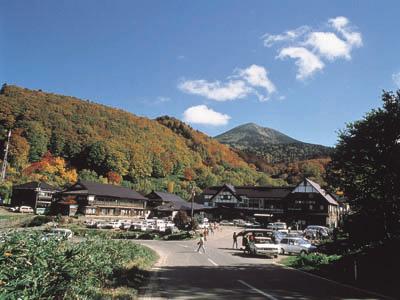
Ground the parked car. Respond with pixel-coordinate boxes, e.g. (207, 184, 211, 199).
(8, 207, 19, 212)
(233, 219, 248, 227)
(97, 222, 113, 229)
(220, 220, 234, 226)
(267, 222, 288, 232)
(244, 221, 261, 228)
(19, 206, 34, 213)
(248, 236, 280, 258)
(279, 237, 317, 255)
(305, 225, 330, 238)
(119, 220, 132, 230)
(84, 219, 97, 228)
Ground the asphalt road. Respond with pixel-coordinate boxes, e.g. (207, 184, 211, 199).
(138, 226, 390, 300)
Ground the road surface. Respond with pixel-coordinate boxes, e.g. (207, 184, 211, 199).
(138, 226, 390, 300)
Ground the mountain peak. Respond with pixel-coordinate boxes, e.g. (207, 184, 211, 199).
(215, 123, 300, 147)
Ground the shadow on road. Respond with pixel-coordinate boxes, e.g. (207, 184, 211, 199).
(143, 264, 384, 300)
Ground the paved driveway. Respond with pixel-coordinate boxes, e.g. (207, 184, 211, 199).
(138, 226, 389, 300)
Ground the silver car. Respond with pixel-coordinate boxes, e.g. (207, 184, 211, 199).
(279, 237, 317, 255)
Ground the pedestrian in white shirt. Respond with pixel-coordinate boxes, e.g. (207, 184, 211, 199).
(196, 234, 206, 253)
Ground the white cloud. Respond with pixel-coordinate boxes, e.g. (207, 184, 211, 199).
(179, 64, 276, 101)
(237, 64, 276, 95)
(263, 16, 362, 80)
(262, 26, 310, 47)
(393, 72, 400, 88)
(277, 47, 324, 80)
(329, 16, 362, 48)
(178, 79, 250, 101)
(306, 32, 351, 60)
(183, 105, 231, 126)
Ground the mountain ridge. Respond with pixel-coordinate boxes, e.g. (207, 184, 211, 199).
(215, 122, 332, 164)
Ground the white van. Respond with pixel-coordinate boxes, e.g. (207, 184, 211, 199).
(19, 206, 34, 213)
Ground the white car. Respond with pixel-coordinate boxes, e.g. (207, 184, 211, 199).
(109, 221, 123, 229)
(267, 222, 288, 232)
(119, 220, 132, 230)
(248, 237, 280, 258)
(279, 237, 317, 255)
(84, 220, 97, 228)
(19, 206, 34, 213)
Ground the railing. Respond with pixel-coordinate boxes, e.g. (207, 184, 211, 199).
(91, 200, 145, 208)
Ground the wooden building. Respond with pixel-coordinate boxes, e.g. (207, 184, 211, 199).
(146, 191, 205, 218)
(53, 180, 148, 217)
(285, 178, 339, 228)
(200, 178, 339, 228)
(201, 184, 292, 222)
(11, 182, 60, 214)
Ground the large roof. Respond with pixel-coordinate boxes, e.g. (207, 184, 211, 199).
(155, 201, 205, 212)
(13, 181, 60, 191)
(147, 191, 205, 211)
(203, 184, 292, 199)
(304, 178, 338, 206)
(65, 180, 147, 201)
(147, 191, 186, 203)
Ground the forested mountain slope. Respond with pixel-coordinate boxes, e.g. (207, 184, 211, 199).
(0, 85, 274, 197)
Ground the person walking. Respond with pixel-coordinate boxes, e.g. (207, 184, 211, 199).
(232, 231, 238, 249)
(196, 233, 206, 253)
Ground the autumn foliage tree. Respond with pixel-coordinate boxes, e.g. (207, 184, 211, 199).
(23, 152, 77, 186)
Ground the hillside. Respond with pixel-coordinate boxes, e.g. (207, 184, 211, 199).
(215, 123, 332, 164)
(0, 85, 269, 198)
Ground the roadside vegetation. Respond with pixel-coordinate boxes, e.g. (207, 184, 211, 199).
(282, 91, 400, 298)
(0, 231, 157, 299)
(63, 223, 196, 241)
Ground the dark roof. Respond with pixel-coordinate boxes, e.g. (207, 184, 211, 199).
(304, 179, 338, 206)
(147, 191, 205, 211)
(146, 191, 186, 203)
(64, 180, 147, 200)
(13, 181, 60, 191)
(203, 185, 292, 199)
(155, 201, 205, 212)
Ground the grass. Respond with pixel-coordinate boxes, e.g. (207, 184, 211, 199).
(0, 231, 158, 299)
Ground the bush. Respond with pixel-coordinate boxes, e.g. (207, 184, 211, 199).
(0, 231, 157, 299)
(163, 231, 193, 240)
(286, 253, 342, 271)
(24, 215, 53, 227)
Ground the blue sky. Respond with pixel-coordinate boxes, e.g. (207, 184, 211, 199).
(1, 1, 400, 146)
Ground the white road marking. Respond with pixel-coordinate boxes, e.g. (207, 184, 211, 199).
(207, 258, 218, 266)
(237, 280, 278, 300)
(178, 244, 189, 248)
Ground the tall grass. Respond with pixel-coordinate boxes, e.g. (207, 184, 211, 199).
(0, 231, 157, 299)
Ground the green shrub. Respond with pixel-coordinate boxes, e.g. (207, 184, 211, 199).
(0, 231, 157, 299)
(163, 231, 193, 240)
(24, 215, 53, 227)
(285, 253, 342, 271)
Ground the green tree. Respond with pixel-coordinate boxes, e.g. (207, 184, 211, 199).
(23, 121, 49, 162)
(327, 91, 400, 240)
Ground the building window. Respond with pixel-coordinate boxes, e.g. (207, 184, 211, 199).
(309, 204, 314, 210)
(320, 205, 324, 211)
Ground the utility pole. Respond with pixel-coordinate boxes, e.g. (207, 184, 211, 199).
(0, 130, 11, 183)
(190, 186, 196, 219)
